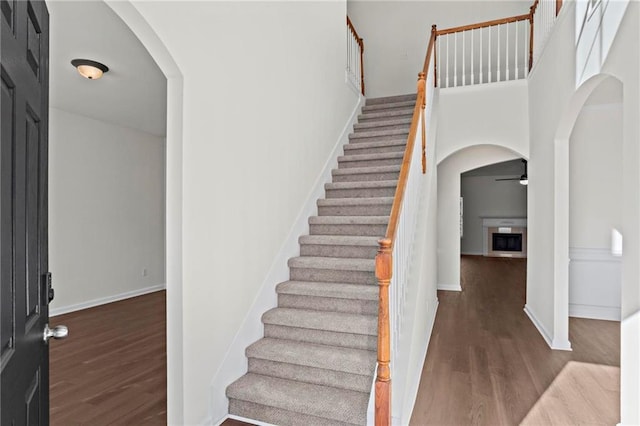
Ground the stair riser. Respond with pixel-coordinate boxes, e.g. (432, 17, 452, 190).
(354, 123, 411, 132)
(278, 294, 378, 315)
(338, 158, 403, 169)
(229, 399, 359, 426)
(366, 94, 416, 105)
(325, 187, 396, 199)
(358, 111, 413, 122)
(248, 358, 373, 393)
(332, 171, 400, 183)
(264, 324, 377, 351)
(300, 243, 378, 258)
(362, 103, 415, 113)
(290, 268, 375, 285)
(309, 223, 387, 237)
(317, 204, 392, 216)
(349, 133, 409, 143)
(344, 144, 406, 155)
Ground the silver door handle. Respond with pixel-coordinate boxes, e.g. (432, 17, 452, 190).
(43, 324, 68, 343)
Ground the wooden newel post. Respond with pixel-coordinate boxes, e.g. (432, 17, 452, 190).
(432, 25, 438, 88)
(418, 73, 427, 174)
(375, 238, 392, 426)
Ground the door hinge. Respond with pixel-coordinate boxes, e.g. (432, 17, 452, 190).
(46, 272, 54, 303)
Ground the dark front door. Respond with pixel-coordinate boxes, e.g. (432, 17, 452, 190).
(1, 0, 53, 423)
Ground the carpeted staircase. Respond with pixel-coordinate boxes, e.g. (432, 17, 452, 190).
(226, 93, 415, 425)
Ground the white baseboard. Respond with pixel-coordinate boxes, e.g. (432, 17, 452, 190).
(49, 284, 166, 317)
(461, 251, 483, 256)
(207, 95, 365, 423)
(437, 283, 462, 291)
(569, 303, 621, 321)
(524, 304, 572, 351)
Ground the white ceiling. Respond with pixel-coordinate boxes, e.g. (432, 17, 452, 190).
(48, 0, 167, 137)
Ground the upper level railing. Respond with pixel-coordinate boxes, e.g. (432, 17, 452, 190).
(373, 1, 563, 424)
(347, 16, 365, 95)
(434, 0, 562, 88)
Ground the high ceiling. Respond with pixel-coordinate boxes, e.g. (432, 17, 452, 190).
(48, 0, 167, 137)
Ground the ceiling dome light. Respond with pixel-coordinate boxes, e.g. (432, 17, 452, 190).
(519, 177, 528, 185)
(71, 59, 109, 80)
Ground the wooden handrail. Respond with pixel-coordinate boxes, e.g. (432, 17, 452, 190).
(347, 16, 365, 95)
(435, 13, 530, 36)
(374, 28, 436, 426)
(556, 0, 563, 16)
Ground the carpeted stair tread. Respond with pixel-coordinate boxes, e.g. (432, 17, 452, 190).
(276, 280, 378, 300)
(309, 215, 389, 225)
(262, 308, 377, 336)
(361, 99, 415, 111)
(299, 235, 380, 247)
(338, 151, 404, 163)
(324, 180, 398, 199)
(365, 93, 416, 105)
(288, 256, 374, 272)
(246, 338, 376, 375)
(227, 374, 369, 425)
(332, 164, 401, 177)
(354, 116, 412, 128)
(317, 197, 394, 208)
(343, 139, 406, 155)
(358, 108, 414, 122)
(349, 127, 409, 140)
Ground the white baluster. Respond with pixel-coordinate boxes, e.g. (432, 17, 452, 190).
(471, 29, 474, 84)
(506, 23, 510, 80)
(497, 24, 501, 82)
(454, 32, 458, 87)
(488, 25, 492, 83)
(438, 37, 442, 87)
(515, 20, 519, 79)
(462, 30, 465, 86)
(446, 34, 450, 88)
(480, 27, 483, 84)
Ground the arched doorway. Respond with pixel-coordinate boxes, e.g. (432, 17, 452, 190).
(103, 2, 185, 423)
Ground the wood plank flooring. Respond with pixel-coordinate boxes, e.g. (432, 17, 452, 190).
(410, 255, 620, 426)
(49, 291, 167, 425)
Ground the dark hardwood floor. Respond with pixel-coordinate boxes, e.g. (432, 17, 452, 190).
(410, 255, 620, 425)
(49, 291, 167, 425)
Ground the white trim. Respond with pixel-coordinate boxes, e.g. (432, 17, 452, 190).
(49, 284, 166, 317)
(460, 251, 483, 256)
(569, 304, 621, 321)
(524, 304, 572, 351)
(217, 415, 276, 426)
(570, 247, 623, 263)
(438, 283, 462, 291)
(208, 95, 365, 423)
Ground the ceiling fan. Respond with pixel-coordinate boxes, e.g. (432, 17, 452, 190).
(495, 159, 528, 185)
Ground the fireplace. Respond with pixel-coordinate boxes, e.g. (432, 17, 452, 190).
(492, 233, 523, 252)
(482, 218, 527, 258)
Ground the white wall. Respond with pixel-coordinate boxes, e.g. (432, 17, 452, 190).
(124, 2, 359, 423)
(347, 1, 530, 97)
(49, 107, 166, 314)
(460, 176, 527, 255)
(568, 102, 622, 321)
(437, 145, 520, 291)
(527, 1, 639, 421)
(436, 80, 530, 163)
